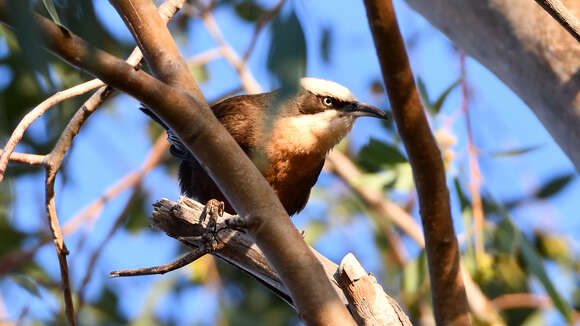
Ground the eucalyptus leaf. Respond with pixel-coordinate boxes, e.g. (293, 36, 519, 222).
(357, 138, 407, 172)
(488, 145, 543, 158)
(267, 8, 306, 97)
(320, 27, 332, 63)
(534, 174, 574, 199)
(416, 77, 432, 113)
(42, 0, 62, 26)
(431, 78, 461, 114)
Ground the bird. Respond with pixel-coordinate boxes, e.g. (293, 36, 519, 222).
(142, 77, 388, 216)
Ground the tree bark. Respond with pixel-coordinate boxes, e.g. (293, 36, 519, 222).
(363, 0, 471, 325)
(404, 0, 580, 171)
(0, 2, 355, 324)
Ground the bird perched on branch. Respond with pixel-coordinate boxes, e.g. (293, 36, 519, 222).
(143, 77, 388, 216)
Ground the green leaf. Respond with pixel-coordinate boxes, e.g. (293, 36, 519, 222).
(453, 178, 470, 212)
(234, 0, 266, 22)
(534, 174, 574, 199)
(320, 27, 332, 63)
(357, 138, 407, 172)
(519, 234, 572, 322)
(124, 189, 150, 233)
(431, 78, 461, 114)
(189, 64, 209, 83)
(267, 8, 306, 97)
(488, 145, 543, 157)
(10, 274, 42, 298)
(402, 250, 427, 294)
(42, 0, 62, 26)
(486, 191, 572, 322)
(353, 172, 397, 192)
(416, 77, 432, 113)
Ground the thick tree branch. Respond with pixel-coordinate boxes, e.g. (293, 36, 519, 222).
(534, 0, 580, 42)
(362, 1, 470, 325)
(111, 197, 411, 325)
(404, 0, 580, 171)
(325, 151, 505, 325)
(108, 1, 355, 324)
(0, 2, 354, 324)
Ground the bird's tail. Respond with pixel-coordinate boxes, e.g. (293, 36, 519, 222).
(140, 106, 194, 161)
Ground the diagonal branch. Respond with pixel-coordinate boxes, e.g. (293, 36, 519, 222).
(325, 151, 505, 325)
(107, 0, 355, 324)
(362, 0, 470, 325)
(534, 0, 580, 42)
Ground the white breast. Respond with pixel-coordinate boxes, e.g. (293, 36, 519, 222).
(269, 110, 355, 155)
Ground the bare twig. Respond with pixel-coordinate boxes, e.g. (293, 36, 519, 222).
(0, 79, 104, 183)
(64, 137, 168, 234)
(459, 53, 486, 263)
(241, 0, 286, 62)
(325, 151, 425, 246)
(0, 150, 46, 166)
(110, 246, 211, 277)
(534, 0, 580, 42)
(200, 12, 262, 93)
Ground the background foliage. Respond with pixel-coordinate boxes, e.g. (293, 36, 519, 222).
(0, 0, 579, 325)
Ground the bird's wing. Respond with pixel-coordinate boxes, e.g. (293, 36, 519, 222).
(139, 106, 194, 161)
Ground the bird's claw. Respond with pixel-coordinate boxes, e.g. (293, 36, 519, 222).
(201, 199, 224, 230)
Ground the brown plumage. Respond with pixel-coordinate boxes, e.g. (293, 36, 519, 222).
(144, 78, 388, 216)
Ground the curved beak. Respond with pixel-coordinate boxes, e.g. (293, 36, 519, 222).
(343, 101, 389, 120)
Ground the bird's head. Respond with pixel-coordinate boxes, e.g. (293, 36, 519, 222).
(296, 77, 388, 120)
(267, 77, 388, 155)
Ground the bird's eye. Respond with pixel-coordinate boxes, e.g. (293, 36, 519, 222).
(322, 97, 334, 107)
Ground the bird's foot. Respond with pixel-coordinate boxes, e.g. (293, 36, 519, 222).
(200, 199, 224, 230)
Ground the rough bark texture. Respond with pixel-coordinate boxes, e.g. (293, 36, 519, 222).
(338, 254, 413, 326)
(404, 0, 580, 171)
(150, 197, 411, 326)
(363, 1, 471, 325)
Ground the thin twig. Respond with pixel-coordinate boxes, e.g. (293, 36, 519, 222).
(460, 53, 486, 264)
(77, 189, 140, 307)
(0, 79, 104, 183)
(110, 247, 210, 277)
(63, 137, 169, 235)
(534, 0, 580, 43)
(0, 150, 46, 166)
(241, 0, 286, 63)
(200, 12, 262, 94)
(0, 1, 188, 324)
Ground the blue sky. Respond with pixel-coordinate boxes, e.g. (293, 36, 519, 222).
(1, 0, 578, 324)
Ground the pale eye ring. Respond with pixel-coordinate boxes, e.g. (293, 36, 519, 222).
(322, 97, 333, 107)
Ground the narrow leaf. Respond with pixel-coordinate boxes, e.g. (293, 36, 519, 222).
(416, 77, 433, 114)
(535, 174, 574, 199)
(267, 9, 306, 96)
(42, 0, 62, 26)
(432, 78, 461, 114)
(519, 236, 572, 322)
(488, 144, 543, 157)
(357, 138, 407, 172)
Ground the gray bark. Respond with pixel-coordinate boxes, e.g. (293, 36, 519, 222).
(404, 0, 580, 170)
